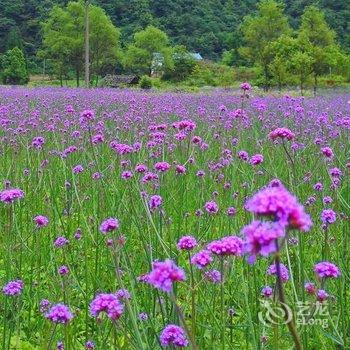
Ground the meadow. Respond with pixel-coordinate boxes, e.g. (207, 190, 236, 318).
(0, 85, 349, 350)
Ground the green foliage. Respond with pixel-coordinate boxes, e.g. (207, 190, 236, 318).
(186, 61, 235, 87)
(10, 335, 39, 350)
(1, 46, 29, 84)
(139, 74, 152, 89)
(123, 25, 173, 76)
(0, 0, 348, 88)
(290, 51, 314, 94)
(267, 35, 298, 89)
(5, 26, 23, 51)
(163, 46, 197, 82)
(238, 1, 347, 92)
(41, 1, 120, 86)
(221, 49, 235, 66)
(297, 5, 341, 94)
(0, 0, 349, 72)
(89, 5, 121, 80)
(240, 0, 291, 89)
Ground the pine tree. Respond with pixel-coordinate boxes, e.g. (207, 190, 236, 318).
(1, 46, 29, 84)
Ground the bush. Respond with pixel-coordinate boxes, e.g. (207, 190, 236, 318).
(185, 61, 235, 87)
(318, 75, 347, 87)
(151, 77, 162, 88)
(1, 47, 29, 85)
(163, 52, 197, 82)
(235, 66, 259, 82)
(139, 75, 152, 89)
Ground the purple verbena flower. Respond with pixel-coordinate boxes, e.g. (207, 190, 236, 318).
(204, 200, 219, 215)
(146, 259, 185, 293)
(2, 280, 24, 296)
(261, 286, 273, 298)
(314, 261, 340, 279)
(242, 221, 285, 264)
(99, 218, 119, 234)
(0, 188, 24, 203)
(321, 209, 336, 225)
(160, 324, 188, 348)
(207, 236, 243, 256)
(177, 235, 197, 251)
(90, 293, 124, 321)
(190, 250, 213, 269)
(204, 269, 222, 283)
(149, 195, 162, 210)
(267, 263, 289, 282)
(245, 184, 312, 232)
(45, 303, 73, 324)
(34, 215, 49, 228)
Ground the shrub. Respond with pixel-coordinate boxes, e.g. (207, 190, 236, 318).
(185, 61, 235, 87)
(139, 75, 152, 89)
(163, 51, 197, 82)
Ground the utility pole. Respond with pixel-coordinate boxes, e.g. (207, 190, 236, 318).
(84, 0, 90, 88)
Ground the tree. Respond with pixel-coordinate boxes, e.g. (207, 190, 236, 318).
(240, 0, 291, 90)
(123, 25, 173, 76)
(0, 0, 350, 71)
(41, 1, 120, 87)
(89, 4, 121, 85)
(41, 3, 84, 86)
(290, 51, 314, 95)
(297, 5, 339, 95)
(5, 26, 23, 51)
(163, 45, 197, 81)
(268, 35, 298, 91)
(1, 47, 29, 84)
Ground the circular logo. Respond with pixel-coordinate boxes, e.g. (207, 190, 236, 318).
(258, 300, 293, 327)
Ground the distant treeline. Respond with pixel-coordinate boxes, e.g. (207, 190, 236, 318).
(0, 0, 349, 92)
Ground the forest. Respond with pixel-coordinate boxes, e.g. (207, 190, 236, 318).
(1, 0, 349, 61)
(0, 0, 349, 90)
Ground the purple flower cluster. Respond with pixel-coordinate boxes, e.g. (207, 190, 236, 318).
(34, 215, 49, 228)
(90, 293, 124, 321)
(204, 200, 219, 214)
(177, 235, 197, 250)
(250, 154, 264, 166)
(45, 303, 73, 324)
(240, 82, 251, 91)
(267, 263, 289, 282)
(190, 250, 213, 269)
(0, 188, 24, 203)
(2, 280, 24, 296)
(160, 324, 188, 348)
(314, 261, 340, 279)
(146, 259, 185, 293)
(245, 183, 312, 232)
(242, 221, 284, 263)
(269, 127, 295, 141)
(207, 236, 243, 256)
(99, 217, 119, 234)
(320, 209, 336, 225)
(149, 195, 163, 210)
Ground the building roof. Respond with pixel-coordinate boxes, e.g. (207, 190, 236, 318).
(102, 74, 140, 87)
(189, 53, 203, 60)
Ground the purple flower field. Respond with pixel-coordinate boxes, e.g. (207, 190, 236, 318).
(0, 86, 349, 349)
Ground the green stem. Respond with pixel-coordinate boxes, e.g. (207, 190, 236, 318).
(188, 251, 196, 340)
(275, 243, 303, 350)
(170, 292, 199, 350)
(220, 257, 225, 350)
